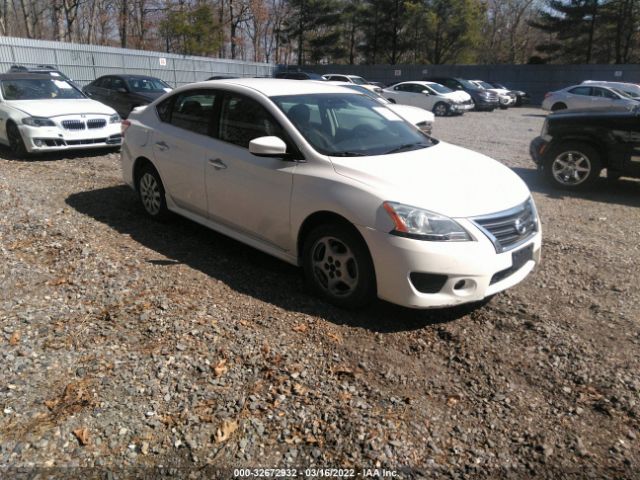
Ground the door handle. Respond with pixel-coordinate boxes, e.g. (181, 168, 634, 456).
(155, 141, 169, 151)
(208, 158, 227, 170)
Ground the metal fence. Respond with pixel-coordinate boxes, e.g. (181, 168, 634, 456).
(0, 36, 276, 87)
(294, 64, 640, 105)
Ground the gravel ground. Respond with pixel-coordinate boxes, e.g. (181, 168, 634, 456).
(0, 107, 639, 479)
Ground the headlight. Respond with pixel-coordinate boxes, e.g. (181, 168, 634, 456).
(109, 114, 121, 124)
(383, 201, 472, 241)
(22, 117, 55, 127)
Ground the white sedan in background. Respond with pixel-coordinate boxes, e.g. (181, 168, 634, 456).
(383, 81, 473, 116)
(121, 79, 541, 309)
(325, 81, 434, 134)
(0, 73, 122, 156)
(321, 74, 382, 94)
(542, 84, 639, 111)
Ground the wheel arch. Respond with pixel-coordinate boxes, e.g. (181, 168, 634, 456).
(132, 156, 157, 191)
(296, 211, 371, 263)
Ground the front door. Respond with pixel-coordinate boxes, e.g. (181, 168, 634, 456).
(205, 93, 296, 251)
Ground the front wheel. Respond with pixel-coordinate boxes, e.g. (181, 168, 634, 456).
(432, 102, 450, 117)
(543, 142, 601, 190)
(302, 224, 376, 309)
(137, 164, 169, 220)
(7, 122, 28, 158)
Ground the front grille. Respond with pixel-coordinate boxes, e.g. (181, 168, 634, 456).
(62, 120, 85, 130)
(472, 199, 538, 253)
(66, 138, 107, 145)
(87, 119, 106, 129)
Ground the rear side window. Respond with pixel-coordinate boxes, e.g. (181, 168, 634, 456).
(111, 77, 126, 91)
(218, 94, 285, 148)
(156, 89, 216, 135)
(99, 77, 112, 89)
(171, 91, 216, 135)
(568, 86, 591, 96)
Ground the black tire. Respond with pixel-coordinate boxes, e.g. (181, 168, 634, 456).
(543, 142, 602, 190)
(6, 122, 28, 158)
(302, 223, 376, 309)
(551, 102, 567, 112)
(432, 102, 450, 117)
(136, 164, 170, 220)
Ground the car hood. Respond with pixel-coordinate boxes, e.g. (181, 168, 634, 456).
(330, 141, 530, 218)
(439, 91, 472, 102)
(7, 99, 116, 117)
(387, 104, 434, 125)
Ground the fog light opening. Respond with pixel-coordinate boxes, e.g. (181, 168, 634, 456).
(34, 139, 43, 147)
(454, 280, 466, 290)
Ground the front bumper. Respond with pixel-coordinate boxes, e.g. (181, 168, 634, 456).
(19, 122, 122, 153)
(451, 102, 474, 113)
(529, 136, 550, 165)
(474, 97, 500, 110)
(358, 219, 542, 309)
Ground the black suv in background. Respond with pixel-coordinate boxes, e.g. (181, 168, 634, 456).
(425, 77, 500, 111)
(530, 106, 640, 190)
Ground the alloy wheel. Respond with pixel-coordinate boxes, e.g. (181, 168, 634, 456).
(310, 236, 359, 298)
(551, 151, 592, 186)
(139, 172, 162, 215)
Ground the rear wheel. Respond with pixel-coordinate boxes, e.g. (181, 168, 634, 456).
(543, 142, 601, 190)
(6, 122, 28, 158)
(551, 102, 567, 112)
(433, 102, 450, 117)
(136, 164, 169, 220)
(302, 223, 376, 309)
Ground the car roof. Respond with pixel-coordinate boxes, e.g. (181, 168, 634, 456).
(195, 78, 356, 96)
(0, 73, 62, 80)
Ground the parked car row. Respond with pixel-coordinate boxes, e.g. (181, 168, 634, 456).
(273, 71, 531, 116)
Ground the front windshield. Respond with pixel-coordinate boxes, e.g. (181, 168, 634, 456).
(1, 78, 85, 100)
(350, 76, 368, 85)
(477, 81, 494, 89)
(127, 77, 171, 93)
(344, 84, 389, 103)
(427, 83, 453, 94)
(458, 79, 478, 90)
(273, 93, 432, 157)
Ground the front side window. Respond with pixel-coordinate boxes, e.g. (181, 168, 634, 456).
(569, 86, 591, 96)
(111, 77, 127, 91)
(593, 88, 617, 99)
(219, 94, 285, 148)
(273, 93, 432, 156)
(0, 78, 85, 100)
(166, 90, 216, 135)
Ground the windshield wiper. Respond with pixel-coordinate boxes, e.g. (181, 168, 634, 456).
(328, 151, 367, 157)
(383, 142, 430, 155)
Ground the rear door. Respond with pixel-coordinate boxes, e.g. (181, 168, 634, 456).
(151, 89, 218, 217)
(204, 92, 297, 250)
(566, 86, 592, 109)
(388, 83, 429, 109)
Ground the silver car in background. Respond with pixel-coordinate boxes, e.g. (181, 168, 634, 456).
(542, 84, 639, 112)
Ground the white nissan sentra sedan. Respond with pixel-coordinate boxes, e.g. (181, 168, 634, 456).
(121, 79, 541, 309)
(0, 73, 122, 156)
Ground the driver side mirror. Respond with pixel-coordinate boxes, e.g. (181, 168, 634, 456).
(422, 90, 430, 96)
(249, 136, 288, 157)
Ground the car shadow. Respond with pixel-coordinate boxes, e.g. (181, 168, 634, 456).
(65, 185, 482, 333)
(0, 145, 120, 162)
(521, 113, 547, 118)
(512, 167, 640, 208)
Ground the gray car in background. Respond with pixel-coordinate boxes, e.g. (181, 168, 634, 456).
(542, 84, 639, 112)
